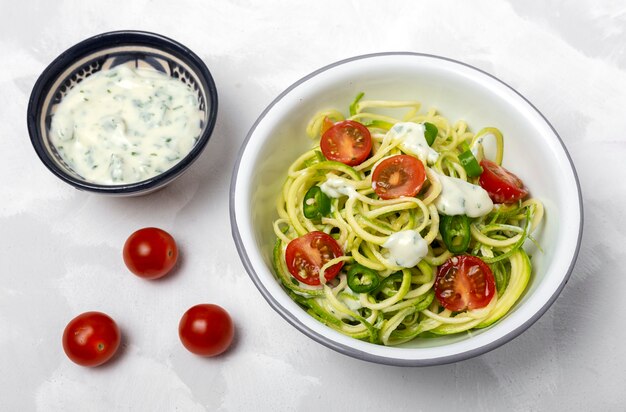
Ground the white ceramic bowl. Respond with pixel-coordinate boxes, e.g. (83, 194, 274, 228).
(230, 53, 582, 366)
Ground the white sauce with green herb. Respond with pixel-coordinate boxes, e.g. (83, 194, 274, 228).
(434, 172, 494, 217)
(50, 65, 202, 184)
(320, 177, 357, 198)
(382, 230, 428, 267)
(386, 122, 439, 165)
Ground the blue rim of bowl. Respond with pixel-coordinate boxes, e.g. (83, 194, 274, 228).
(27, 30, 218, 194)
(230, 52, 584, 366)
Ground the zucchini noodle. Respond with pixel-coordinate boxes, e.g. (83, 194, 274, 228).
(272, 95, 543, 346)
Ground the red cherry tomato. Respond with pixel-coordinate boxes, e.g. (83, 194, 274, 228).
(372, 155, 426, 199)
(62, 311, 121, 367)
(435, 255, 496, 312)
(285, 231, 344, 286)
(320, 120, 372, 166)
(123, 227, 178, 279)
(479, 160, 529, 204)
(179, 304, 234, 357)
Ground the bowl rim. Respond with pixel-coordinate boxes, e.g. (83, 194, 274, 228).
(26, 30, 218, 194)
(230, 51, 584, 366)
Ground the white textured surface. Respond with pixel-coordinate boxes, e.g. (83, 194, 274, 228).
(0, 0, 623, 410)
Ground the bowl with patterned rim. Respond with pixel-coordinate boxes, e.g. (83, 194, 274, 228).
(27, 30, 218, 196)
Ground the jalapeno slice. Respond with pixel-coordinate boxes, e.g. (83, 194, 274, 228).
(458, 142, 483, 177)
(424, 122, 438, 146)
(303, 186, 331, 219)
(439, 214, 472, 253)
(347, 264, 380, 293)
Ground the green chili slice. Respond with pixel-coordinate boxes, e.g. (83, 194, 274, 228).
(303, 186, 331, 219)
(440, 214, 472, 253)
(424, 122, 438, 146)
(347, 264, 381, 293)
(458, 142, 483, 177)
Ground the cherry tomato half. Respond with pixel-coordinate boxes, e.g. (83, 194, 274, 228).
(123, 227, 178, 279)
(320, 120, 372, 166)
(62, 311, 121, 367)
(435, 255, 496, 312)
(479, 160, 529, 204)
(285, 231, 344, 286)
(372, 155, 426, 199)
(179, 304, 234, 357)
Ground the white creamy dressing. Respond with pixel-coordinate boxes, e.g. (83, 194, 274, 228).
(382, 230, 428, 268)
(434, 172, 494, 217)
(50, 65, 203, 184)
(320, 177, 357, 198)
(385, 122, 439, 165)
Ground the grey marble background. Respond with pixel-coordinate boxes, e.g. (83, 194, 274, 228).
(0, 0, 623, 410)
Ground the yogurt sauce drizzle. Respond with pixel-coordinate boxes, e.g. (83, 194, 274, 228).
(386, 122, 439, 165)
(50, 65, 203, 184)
(320, 176, 357, 198)
(382, 230, 428, 268)
(434, 172, 494, 217)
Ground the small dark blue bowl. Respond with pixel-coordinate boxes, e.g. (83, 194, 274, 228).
(27, 30, 218, 196)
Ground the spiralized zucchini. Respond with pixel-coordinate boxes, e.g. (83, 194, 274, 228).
(271, 95, 543, 346)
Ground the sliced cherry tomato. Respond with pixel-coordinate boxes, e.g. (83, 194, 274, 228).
(285, 231, 344, 286)
(435, 255, 495, 312)
(123, 227, 178, 279)
(479, 160, 529, 204)
(320, 120, 372, 166)
(62, 311, 121, 367)
(179, 304, 234, 357)
(372, 155, 426, 199)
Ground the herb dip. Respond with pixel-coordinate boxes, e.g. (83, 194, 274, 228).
(382, 230, 428, 268)
(50, 65, 202, 184)
(433, 172, 494, 217)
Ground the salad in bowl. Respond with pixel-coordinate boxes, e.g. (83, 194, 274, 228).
(230, 53, 582, 365)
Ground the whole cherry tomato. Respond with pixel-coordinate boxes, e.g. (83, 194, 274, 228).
(123, 227, 178, 279)
(62, 311, 121, 367)
(179, 304, 234, 357)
